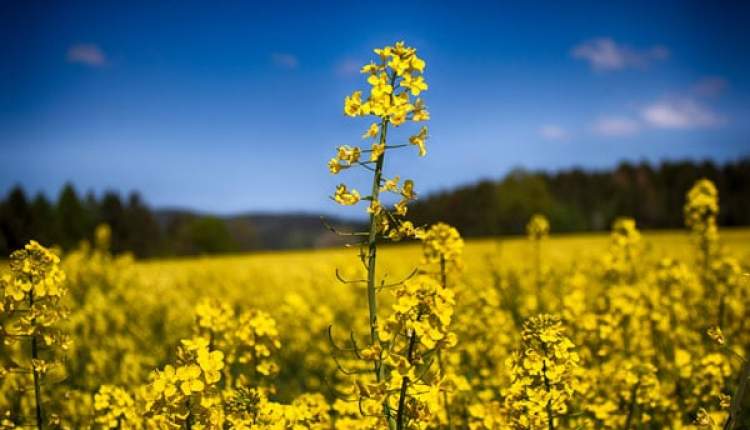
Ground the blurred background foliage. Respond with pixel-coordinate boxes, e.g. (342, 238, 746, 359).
(1, 158, 748, 258)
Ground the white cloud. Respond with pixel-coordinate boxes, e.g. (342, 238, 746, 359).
(335, 58, 361, 77)
(640, 98, 725, 129)
(691, 76, 728, 97)
(539, 124, 568, 140)
(67, 44, 107, 67)
(592, 116, 640, 136)
(271, 53, 299, 69)
(571, 38, 669, 71)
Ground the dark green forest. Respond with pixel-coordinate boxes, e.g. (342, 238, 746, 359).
(0, 183, 362, 257)
(409, 158, 750, 236)
(1, 159, 748, 257)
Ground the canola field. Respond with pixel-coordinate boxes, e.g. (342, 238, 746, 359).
(1, 226, 749, 429)
(2, 41, 749, 429)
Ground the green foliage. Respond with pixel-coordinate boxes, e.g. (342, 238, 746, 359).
(178, 216, 238, 255)
(409, 159, 750, 236)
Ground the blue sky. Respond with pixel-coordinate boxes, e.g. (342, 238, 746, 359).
(1, 1, 749, 214)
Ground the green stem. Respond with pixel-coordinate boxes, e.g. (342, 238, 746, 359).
(534, 240, 543, 312)
(440, 255, 447, 289)
(541, 355, 554, 430)
(724, 357, 750, 430)
(366, 117, 393, 428)
(29, 291, 44, 430)
(366, 129, 386, 348)
(438, 255, 453, 430)
(186, 399, 193, 430)
(396, 376, 409, 430)
(623, 381, 640, 430)
(365, 70, 399, 430)
(397, 324, 419, 430)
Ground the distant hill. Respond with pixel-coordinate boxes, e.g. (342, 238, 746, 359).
(154, 209, 366, 252)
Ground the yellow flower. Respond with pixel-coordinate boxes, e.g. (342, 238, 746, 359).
(328, 158, 342, 174)
(368, 200, 383, 215)
(381, 176, 400, 192)
(719, 393, 731, 409)
(401, 179, 416, 200)
(363, 122, 379, 139)
(388, 54, 411, 77)
(176, 364, 201, 380)
(360, 344, 382, 361)
(409, 126, 428, 156)
(180, 379, 205, 395)
(393, 200, 408, 216)
(707, 326, 725, 345)
(367, 72, 393, 99)
(336, 145, 361, 164)
(410, 55, 426, 73)
(370, 142, 385, 162)
(344, 90, 363, 117)
(374, 45, 393, 62)
(361, 61, 378, 74)
(181, 337, 210, 351)
(197, 349, 224, 384)
(401, 74, 428, 96)
(333, 184, 360, 206)
(412, 99, 430, 121)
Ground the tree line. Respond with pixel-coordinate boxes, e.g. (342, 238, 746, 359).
(0, 184, 240, 257)
(1, 158, 749, 257)
(409, 158, 750, 236)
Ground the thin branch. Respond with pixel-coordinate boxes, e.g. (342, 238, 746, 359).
(322, 218, 368, 237)
(350, 330, 364, 360)
(378, 268, 419, 291)
(336, 268, 367, 285)
(327, 325, 358, 353)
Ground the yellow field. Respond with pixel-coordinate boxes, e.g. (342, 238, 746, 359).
(135, 228, 750, 279)
(2, 226, 749, 429)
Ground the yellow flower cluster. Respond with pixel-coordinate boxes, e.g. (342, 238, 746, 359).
(526, 214, 550, 241)
(602, 217, 642, 282)
(611, 216, 641, 248)
(685, 178, 719, 233)
(327, 42, 438, 430)
(233, 309, 282, 377)
(421, 222, 464, 266)
(1, 240, 66, 308)
(142, 336, 225, 426)
(195, 299, 282, 380)
(343, 41, 428, 126)
(384, 275, 456, 351)
(685, 178, 720, 267)
(329, 41, 429, 241)
(1, 240, 70, 348)
(225, 387, 331, 430)
(0, 241, 70, 428)
(93, 385, 137, 429)
(504, 315, 580, 429)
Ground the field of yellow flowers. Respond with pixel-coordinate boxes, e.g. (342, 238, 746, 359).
(2, 42, 749, 429)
